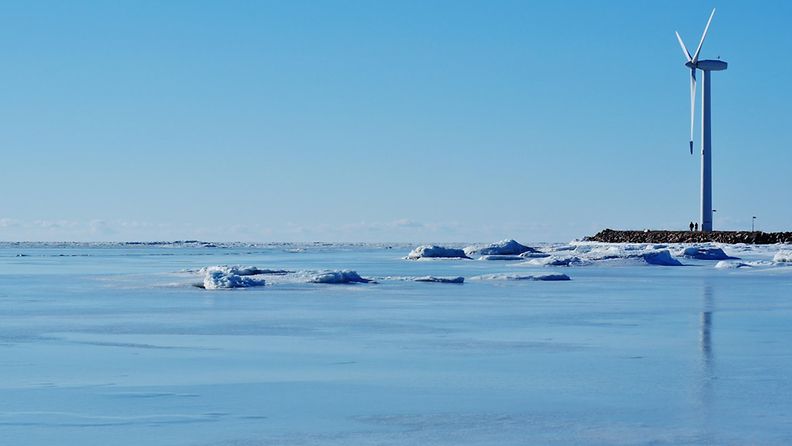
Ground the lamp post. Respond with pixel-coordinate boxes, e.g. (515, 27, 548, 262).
(752, 216, 757, 232)
(712, 209, 717, 230)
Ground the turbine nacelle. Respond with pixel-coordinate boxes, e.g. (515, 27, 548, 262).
(675, 8, 724, 155)
(685, 59, 728, 71)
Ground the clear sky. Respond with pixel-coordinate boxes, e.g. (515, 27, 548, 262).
(1, 0, 790, 242)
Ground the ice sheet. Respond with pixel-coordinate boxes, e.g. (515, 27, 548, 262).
(1, 242, 792, 445)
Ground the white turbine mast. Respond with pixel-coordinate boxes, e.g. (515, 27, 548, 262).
(675, 8, 727, 232)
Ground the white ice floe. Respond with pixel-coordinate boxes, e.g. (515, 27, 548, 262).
(641, 250, 683, 266)
(201, 267, 266, 290)
(526, 247, 684, 266)
(196, 266, 371, 288)
(715, 260, 752, 269)
(680, 246, 737, 261)
(464, 239, 537, 256)
(478, 255, 525, 261)
(406, 245, 469, 260)
(473, 273, 571, 281)
(569, 241, 792, 264)
(197, 265, 290, 276)
(414, 276, 465, 284)
(774, 251, 792, 263)
(308, 270, 372, 284)
(526, 256, 588, 267)
(519, 251, 550, 258)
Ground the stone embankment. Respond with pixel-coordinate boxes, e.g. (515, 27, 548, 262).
(585, 229, 792, 244)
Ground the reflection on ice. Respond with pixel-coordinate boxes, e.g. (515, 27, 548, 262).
(699, 284, 715, 419)
(700, 285, 713, 372)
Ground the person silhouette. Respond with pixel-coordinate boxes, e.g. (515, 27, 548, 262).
(695, 222, 699, 231)
(689, 221, 694, 232)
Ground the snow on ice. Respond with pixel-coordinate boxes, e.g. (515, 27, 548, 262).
(407, 245, 470, 260)
(308, 270, 373, 284)
(680, 246, 737, 261)
(201, 266, 267, 289)
(464, 239, 537, 256)
(414, 276, 465, 284)
(774, 250, 792, 263)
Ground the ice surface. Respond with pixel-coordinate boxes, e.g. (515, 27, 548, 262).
(464, 239, 537, 256)
(2, 242, 792, 446)
(406, 245, 469, 260)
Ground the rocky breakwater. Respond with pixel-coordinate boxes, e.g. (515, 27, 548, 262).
(585, 229, 792, 244)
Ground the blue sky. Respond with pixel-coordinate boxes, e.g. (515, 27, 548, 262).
(1, 0, 790, 242)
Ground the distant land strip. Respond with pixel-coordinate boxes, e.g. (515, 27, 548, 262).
(585, 229, 792, 244)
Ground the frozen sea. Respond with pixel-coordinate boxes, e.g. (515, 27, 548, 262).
(1, 241, 791, 445)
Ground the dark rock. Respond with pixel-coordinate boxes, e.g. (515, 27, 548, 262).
(584, 229, 792, 245)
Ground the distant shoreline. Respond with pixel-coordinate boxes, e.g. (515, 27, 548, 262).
(585, 229, 792, 244)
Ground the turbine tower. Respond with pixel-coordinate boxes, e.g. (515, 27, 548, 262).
(675, 9, 727, 232)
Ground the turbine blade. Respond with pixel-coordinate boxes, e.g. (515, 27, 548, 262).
(675, 31, 692, 62)
(691, 8, 716, 63)
(689, 68, 696, 154)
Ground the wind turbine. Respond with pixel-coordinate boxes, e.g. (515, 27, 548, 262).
(675, 8, 727, 232)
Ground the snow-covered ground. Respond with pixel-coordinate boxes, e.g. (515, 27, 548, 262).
(1, 241, 792, 445)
